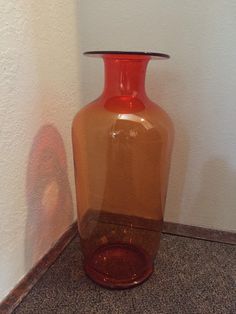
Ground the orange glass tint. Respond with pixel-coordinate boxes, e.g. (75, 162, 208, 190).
(72, 51, 174, 289)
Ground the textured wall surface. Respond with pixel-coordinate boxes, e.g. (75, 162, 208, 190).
(78, 0, 236, 232)
(0, 0, 79, 301)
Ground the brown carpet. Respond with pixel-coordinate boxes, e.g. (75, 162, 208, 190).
(14, 234, 236, 314)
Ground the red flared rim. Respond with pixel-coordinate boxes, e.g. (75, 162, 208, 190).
(84, 51, 170, 60)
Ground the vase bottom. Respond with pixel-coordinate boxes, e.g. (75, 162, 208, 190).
(84, 243, 153, 289)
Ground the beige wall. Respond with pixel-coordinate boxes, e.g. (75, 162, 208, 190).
(78, 0, 236, 232)
(0, 0, 79, 301)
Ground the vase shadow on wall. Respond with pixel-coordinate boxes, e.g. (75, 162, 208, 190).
(148, 66, 190, 222)
(25, 124, 74, 271)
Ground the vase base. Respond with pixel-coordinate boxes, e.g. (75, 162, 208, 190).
(84, 243, 153, 289)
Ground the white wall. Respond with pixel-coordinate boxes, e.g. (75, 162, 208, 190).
(0, 0, 79, 301)
(78, 0, 236, 232)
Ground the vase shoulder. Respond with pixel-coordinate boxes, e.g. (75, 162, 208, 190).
(73, 98, 173, 143)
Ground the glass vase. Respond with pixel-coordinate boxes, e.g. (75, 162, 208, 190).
(72, 51, 174, 289)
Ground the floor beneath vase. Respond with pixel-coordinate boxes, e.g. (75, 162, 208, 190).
(14, 234, 236, 314)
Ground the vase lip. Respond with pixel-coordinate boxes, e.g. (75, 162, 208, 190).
(84, 51, 170, 60)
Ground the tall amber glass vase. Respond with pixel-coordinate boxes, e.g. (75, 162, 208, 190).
(72, 51, 174, 289)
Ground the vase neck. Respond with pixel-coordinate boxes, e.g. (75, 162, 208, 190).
(102, 56, 149, 99)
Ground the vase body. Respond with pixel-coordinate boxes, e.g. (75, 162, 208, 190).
(72, 52, 174, 289)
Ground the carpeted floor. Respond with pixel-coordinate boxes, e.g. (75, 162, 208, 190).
(14, 234, 236, 314)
